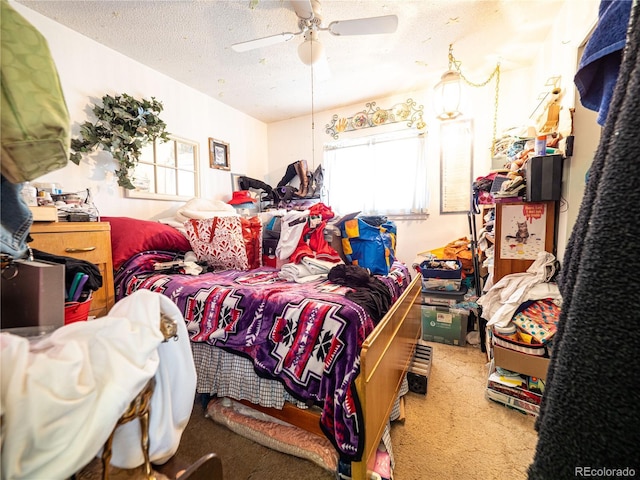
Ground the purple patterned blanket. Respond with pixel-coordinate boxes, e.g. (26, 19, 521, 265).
(114, 251, 409, 460)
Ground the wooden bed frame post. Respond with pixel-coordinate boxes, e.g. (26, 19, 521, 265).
(351, 274, 422, 480)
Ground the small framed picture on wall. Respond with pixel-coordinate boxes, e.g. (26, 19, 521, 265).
(209, 138, 230, 170)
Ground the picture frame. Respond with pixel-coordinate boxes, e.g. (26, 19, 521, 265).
(440, 119, 473, 214)
(497, 203, 549, 260)
(493, 201, 556, 283)
(209, 138, 230, 170)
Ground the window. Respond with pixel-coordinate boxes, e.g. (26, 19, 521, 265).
(125, 135, 200, 201)
(323, 131, 428, 217)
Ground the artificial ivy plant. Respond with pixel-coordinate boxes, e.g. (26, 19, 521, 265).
(70, 93, 170, 189)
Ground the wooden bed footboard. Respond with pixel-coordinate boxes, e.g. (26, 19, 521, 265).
(351, 274, 422, 480)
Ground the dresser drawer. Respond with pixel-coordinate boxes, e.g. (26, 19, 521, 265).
(33, 231, 107, 264)
(29, 222, 115, 318)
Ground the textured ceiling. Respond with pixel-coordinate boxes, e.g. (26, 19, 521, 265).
(17, 0, 565, 124)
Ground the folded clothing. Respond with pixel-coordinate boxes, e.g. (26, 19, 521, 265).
(278, 257, 341, 283)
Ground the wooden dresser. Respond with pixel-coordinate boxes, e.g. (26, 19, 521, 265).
(29, 222, 115, 318)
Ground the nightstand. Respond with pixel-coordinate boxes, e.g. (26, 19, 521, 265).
(29, 222, 115, 318)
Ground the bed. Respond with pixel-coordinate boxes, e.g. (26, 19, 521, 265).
(105, 215, 422, 479)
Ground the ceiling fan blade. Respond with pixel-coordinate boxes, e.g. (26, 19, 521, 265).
(327, 14, 398, 36)
(231, 32, 297, 52)
(290, 0, 314, 20)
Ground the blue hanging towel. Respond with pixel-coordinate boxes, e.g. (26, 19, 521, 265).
(574, 0, 632, 126)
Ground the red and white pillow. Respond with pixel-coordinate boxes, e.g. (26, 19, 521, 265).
(184, 217, 262, 271)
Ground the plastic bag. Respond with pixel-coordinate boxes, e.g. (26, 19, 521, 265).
(1, 0, 70, 183)
(340, 216, 397, 275)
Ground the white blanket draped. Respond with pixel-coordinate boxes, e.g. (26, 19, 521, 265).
(477, 251, 561, 328)
(0, 290, 196, 480)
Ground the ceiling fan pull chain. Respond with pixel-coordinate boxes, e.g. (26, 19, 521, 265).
(310, 45, 316, 171)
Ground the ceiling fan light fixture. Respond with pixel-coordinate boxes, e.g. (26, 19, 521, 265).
(298, 31, 324, 65)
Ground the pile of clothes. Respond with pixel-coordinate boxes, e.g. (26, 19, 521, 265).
(478, 251, 561, 353)
(275, 203, 340, 263)
(238, 160, 324, 210)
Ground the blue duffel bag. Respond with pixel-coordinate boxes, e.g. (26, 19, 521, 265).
(340, 216, 397, 275)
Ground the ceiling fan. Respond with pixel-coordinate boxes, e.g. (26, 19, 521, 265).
(231, 0, 398, 66)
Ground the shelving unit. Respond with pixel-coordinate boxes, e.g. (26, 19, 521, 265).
(473, 203, 496, 290)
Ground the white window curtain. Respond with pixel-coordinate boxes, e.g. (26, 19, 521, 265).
(323, 131, 429, 215)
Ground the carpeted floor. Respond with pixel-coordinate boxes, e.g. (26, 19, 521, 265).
(390, 342, 538, 480)
(78, 341, 538, 480)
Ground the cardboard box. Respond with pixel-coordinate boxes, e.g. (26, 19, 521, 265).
(1, 259, 65, 329)
(325, 227, 347, 263)
(28, 206, 58, 222)
(493, 344, 550, 380)
(421, 305, 467, 346)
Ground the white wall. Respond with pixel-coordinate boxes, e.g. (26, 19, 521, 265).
(526, 0, 600, 259)
(559, 83, 600, 260)
(13, 2, 269, 221)
(556, 1, 600, 260)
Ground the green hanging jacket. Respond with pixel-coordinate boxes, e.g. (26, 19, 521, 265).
(1, 0, 70, 183)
